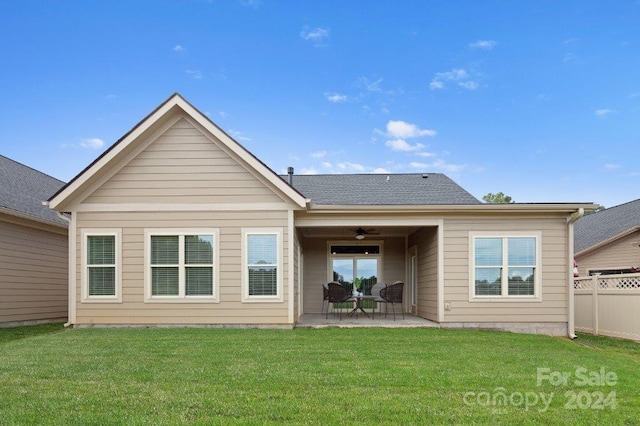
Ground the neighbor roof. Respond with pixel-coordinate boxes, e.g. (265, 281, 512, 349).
(0, 155, 67, 227)
(282, 173, 481, 205)
(574, 198, 640, 254)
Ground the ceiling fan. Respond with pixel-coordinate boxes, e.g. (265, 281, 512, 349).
(352, 227, 379, 240)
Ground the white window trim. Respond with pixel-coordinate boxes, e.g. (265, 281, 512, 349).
(81, 229, 122, 303)
(241, 228, 283, 303)
(144, 228, 220, 303)
(326, 240, 384, 284)
(468, 231, 542, 302)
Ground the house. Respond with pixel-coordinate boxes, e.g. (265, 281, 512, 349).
(574, 199, 640, 276)
(0, 155, 68, 326)
(47, 93, 595, 336)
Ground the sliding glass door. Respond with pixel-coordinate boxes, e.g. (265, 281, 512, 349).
(330, 245, 379, 295)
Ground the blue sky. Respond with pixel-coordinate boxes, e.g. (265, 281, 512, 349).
(1, 1, 638, 207)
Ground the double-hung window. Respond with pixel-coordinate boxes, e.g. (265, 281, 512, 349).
(471, 232, 541, 300)
(82, 229, 121, 302)
(145, 229, 219, 302)
(242, 228, 282, 302)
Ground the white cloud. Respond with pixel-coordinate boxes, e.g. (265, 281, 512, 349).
(595, 109, 615, 117)
(311, 150, 327, 158)
(337, 162, 366, 172)
(386, 120, 436, 138)
(218, 111, 229, 118)
(322, 162, 333, 168)
(300, 167, 318, 174)
(563, 53, 577, 62)
(430, 68, 478, 90)
(186, 70, 203, 79)
(563, 37, 578, 45)
(429, 80, 444, 90)
(173, 45, 185, 53)
(374, 167, 390, 174)
(325, 92, 347, 103)
(385, 139, 425, 152)
(355, 76, 383, 93)
(79, 138, 105, 149)
(416, 151, 437, 158)
(300, 27, 329, 43)
(228, 129, 251, 142)
(469, 40, 496, 50)
(458, 81, 479, 90)
(604, 163, 621, 169)
(410, 159, 466, 173)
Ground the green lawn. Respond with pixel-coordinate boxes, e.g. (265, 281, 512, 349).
(1, 325, 638, 425)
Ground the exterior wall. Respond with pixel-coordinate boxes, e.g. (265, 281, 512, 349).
(74, 211, 290, 325)
(575, 230, 640, 276)
(442, 214, 570, 326)
(71, 116, 296, 326)
(409, 227, 439, 322)
(0, 216, 68, 325)
(83, 118, 284, 205)
(301, 236, 406, 314)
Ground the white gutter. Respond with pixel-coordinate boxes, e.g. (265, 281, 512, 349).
(567, 208, 584, 339)
(55, 211, 75, 328)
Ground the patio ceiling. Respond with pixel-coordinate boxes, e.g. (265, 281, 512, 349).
(298, 226, 421, 239)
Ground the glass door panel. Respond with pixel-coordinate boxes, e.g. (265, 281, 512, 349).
(332, 259, 354, 288)
(356, 258, 378, 295)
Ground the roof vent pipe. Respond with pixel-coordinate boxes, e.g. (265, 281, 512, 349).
(287, 166, 294, 185)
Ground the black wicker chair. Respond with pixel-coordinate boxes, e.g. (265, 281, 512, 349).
(379, 281, 405, 320)
(321, 283, 330, 315)
(326, 282, 353, 320)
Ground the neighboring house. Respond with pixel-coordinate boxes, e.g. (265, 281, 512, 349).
(0, 155, 68, 326)
(47, 93, 594, 336)
(574, 199, 640, 276)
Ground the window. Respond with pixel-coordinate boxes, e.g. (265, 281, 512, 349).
(242, 229, 282, 302)
(145, 229, 219, 302)
(329, 244, 381, 295)
(82, 229, 121, 302)
(471, 233, 540, 300)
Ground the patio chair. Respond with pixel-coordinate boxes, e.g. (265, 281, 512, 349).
(326, 282, 353, 320)
(369, 282, 386, 319)
(379, 281, 405, 320)
(321, 282, 330, 315)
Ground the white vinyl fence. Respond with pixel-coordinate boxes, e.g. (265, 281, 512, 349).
(574, 273, 640, 341)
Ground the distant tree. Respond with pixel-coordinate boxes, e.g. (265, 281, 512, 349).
(482, 192, 514, 204)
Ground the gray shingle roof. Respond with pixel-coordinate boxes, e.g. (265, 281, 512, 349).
(574, 199, 640, 253)
(281, 173, 481, 205)
(0, 155, 67, 227)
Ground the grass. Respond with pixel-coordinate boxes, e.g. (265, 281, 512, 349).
(0, 325, 638, 425)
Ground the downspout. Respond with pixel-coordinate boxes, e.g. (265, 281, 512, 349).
(56, 211, 75, 328)
(567, 208, 584, 339)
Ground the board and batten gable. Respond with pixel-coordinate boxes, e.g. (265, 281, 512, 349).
(51, 96, 306, 327)
(440, 213, 571, 335)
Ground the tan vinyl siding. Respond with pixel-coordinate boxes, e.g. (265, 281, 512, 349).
(575, 230, 640, 276)
(74, 210, 291, 325)
(0, 219, 68, 324)
(442, 215, 569, 323)
(409, 227, 439, 321)
(301, 237, 405, 313)
(83, 118, 285, 205)
(301, 238, 327, 314)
